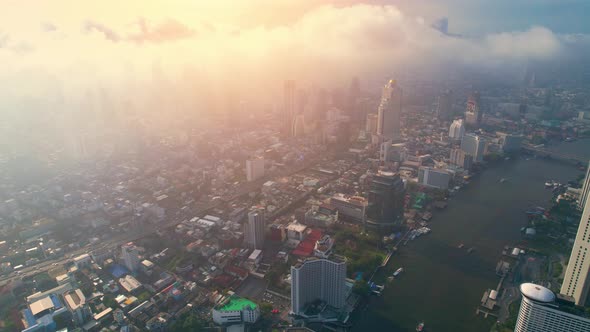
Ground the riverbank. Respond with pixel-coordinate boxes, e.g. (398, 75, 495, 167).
(351, 148, 586, 332)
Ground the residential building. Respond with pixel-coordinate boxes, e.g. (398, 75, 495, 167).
(291, 255, 347, 316)
(368, 171, 405, 224)
(246, 157, 265, 182)
(450, 148, 473, 170)
(465, 91, 482, 127)
(63, 289, 91, 326)
(377, 79, 402, 142)
(579, 161, 590, 210)
(448, 119, 465, 140)
(244, 209, 265, 249)
(329, 194, 367, 223)
(461, 133, 486, 163)
(212, 296, 260, 325)
(561, 189, 590, 305)
(418, 167, 451, 189)
(515, 283, 590, 332)
(313, 235, 334, 259)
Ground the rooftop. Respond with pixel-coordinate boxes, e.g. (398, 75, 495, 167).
(218, 296, 257, 312)
(520, 283, 555, 303)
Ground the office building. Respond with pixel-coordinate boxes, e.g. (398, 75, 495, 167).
(244, 209, 265, 249)
(329, 194, 367, 223)
(291, 256, 347, 316)
(284, 80, 296, 137)
(561, 189, 590, 305)
(418, 167, 451, 189)
(465, 91, 482, 127)
(121, 242, 141, 272)
(578, 161, 590, 210)
(448, 119, 465, 140)
(246, 158, 265, 182)
(515, 283, 590, 332)
(368, 171, 405, 224)
(212, 295, 260, 325)
(450, 148, 473, 170)
(461, 133, 486, 163)
(377, 79, 402, 142)
(437, 89, 453, 120)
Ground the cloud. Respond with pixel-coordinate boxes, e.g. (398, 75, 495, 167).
(128, 18, 196, 44)
(41, 22, 58, 32)
(83, 20, 120, 42)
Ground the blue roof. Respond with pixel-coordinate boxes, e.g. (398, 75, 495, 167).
(23, 308, 36, 326)
(110, 264, 129, 278)
(50, 294, 62, 309)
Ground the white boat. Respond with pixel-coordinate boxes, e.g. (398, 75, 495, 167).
(393, 267, 404, 277)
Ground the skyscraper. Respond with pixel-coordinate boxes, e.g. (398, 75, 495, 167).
(465, 91, 482, 127)
(450, 148, 473, 170)
(437, 89, 453, 121)
(365, 113, 378, 134)
(377, 79, 402, 142)
(561, 187, 590, 305)
(244, 209, 265, 249)
(284, 80, 296, 137)
(368, 171, 405, 224)
(246, 157, 265, 182)
(515, 283, 590, 332)
(448, 119, 465, 140)
(579, 161, 590, 210)
(461, 133, 486, 163)
(121, 242, 141, 272)
(291, 255, 347, 316)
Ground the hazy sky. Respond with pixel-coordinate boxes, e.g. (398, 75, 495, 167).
(0, 0, 589, 110)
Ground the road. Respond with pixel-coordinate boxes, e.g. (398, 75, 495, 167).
(0, 155, 328, 286)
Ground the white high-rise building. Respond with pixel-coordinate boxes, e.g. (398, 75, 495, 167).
(515, 283, 590, 332)
(246, 158, 265, 182)
(448, 119, 465, 140)
(461, 133, 486, 163)
(561, 187, 590, 305)
(291, 255, 347, 316)
(579, 161, 590, 210)
(377, 79, 402, 142)
(244, 209, 265, 249)
(121, 242, 141, 272)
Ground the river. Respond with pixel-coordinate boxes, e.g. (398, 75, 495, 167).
(352, 139, 590, 332)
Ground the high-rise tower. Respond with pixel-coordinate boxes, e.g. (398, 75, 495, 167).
(561, 186, 590, 305)
(465, 91, 482, 127)
(244, 209, 266, 249)
(377, 79, 402, 142)
(284, 80, 296, 137)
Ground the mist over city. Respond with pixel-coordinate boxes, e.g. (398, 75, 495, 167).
(1, 1, 590, 332)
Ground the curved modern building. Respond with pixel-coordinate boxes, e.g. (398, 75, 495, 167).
(290, 255, 347, 316)
(515, 283, 590, 332)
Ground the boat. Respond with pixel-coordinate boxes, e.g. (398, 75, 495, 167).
(416, 322, 425, 331)
(499, 178, 507, 183)
(545, 181, 554, 188)
(467, 247, 476, 254)
(393, 267, 404, 277)
(458, 243, 465, 249)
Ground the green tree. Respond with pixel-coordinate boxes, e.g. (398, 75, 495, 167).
(352, 280, 370, 296)
(170, 313, 205, 332)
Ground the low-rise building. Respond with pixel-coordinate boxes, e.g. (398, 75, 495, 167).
(212, 295, 260, 325)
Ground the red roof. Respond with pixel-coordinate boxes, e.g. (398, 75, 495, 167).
(292, 229, 323, 257)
